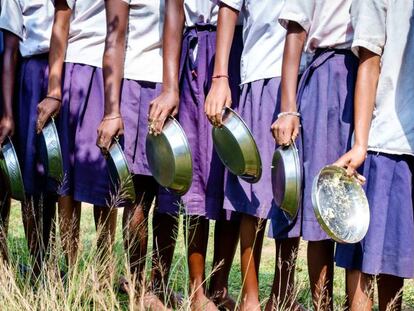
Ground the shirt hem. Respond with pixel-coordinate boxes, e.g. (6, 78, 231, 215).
(367, 147, 414, 157)
(352, 39, 383, 57)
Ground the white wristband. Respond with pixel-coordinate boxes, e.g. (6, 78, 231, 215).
(277, 112, 301, 119)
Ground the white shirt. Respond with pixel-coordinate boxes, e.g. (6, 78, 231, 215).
(220, 0, 286, 84)
(351, 0, 414, 156)
(279, 0, 353, 54)
(0, 0, 53, 57)
(184, 0, 217, 27)
(121, 0, 164, 82)
(63, 0, 106, 68)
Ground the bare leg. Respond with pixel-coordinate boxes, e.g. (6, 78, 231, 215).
(151, 211, 179, 305)
(21, 194, 56, 276)
(378, 274, 403, 311)
(266, 237, 301, 311)
(93, 205, 117, 261)
(307, 240, 334, 311)
(239, 214, 265, 311)
(0, 191, 10, 262)
(58, 196, 81, 268)
(346, 269, 374, 311)
(208, 218, 240, 310)
(184, 215, 217, 311)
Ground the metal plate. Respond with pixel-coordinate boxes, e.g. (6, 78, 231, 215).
(146, 117, 192, 195)
(107, 140, 136, 203)
(0, 137, 26, 201)
(272, 142, 301, 220)
(312, 165, 370, 244)
(212, 107, 262, 183)
(40, 119, 64, 182)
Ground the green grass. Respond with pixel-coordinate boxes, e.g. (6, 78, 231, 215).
(4, 200, 414, 310)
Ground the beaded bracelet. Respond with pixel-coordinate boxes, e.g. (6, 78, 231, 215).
(277, 111, 301, 119)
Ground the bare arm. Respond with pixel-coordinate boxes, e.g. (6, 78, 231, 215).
(204, 3, 239, 126)
(36, 0, 72, 133)
(334, 48, 381, 179)
(0, 31, 19, 144)
(148, 0, 185, 135)
(271, 21, 306, 145)
(96, 0, 129, 152)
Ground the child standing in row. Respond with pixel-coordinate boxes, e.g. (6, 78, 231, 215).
(0, 0, 56, 274)
(205, 1, 286, 309)
(335, 1, 414, 310)
(153, 1, 242, 309)
(270, 1, 357, 310)
(97, 0, 178, 307)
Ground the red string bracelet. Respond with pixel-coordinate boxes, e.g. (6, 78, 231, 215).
(212, 74, 229, 79)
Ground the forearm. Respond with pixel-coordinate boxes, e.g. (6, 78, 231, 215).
(280, 21, 306, 112)
(1, 31, 19, 118)
(212, 3, 239, 76)
(103, 0, 129, 116)
(162, 0, 184, 93)
(353, 48, 381, 148)
(47, 0, 71, 99)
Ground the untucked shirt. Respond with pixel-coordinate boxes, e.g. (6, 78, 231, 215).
(121, 0, 164, 82)
(351, 0, 414, 155)
(184, 0, 217, 27)
(279, 0, 353, 54)
(0, 0, 53, 57)
(63, 0, 106, 68)
(219, 0, 286, 84)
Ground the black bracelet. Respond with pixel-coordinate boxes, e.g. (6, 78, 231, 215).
(46, 95, 62, 102)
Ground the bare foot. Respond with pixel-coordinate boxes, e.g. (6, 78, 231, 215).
(191, 294, 219, 311)
(210, 289, 237, 311)
(118, 276, 132, 295)
(142, 293, 172, 311)
(239, 300, 261, 311)
(265, 298, 307, 311)
(156, 289, 183, 309)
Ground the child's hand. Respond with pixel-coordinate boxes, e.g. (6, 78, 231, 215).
(205, 77, 232, 127)
(333, 144, 367, 185)
(0, 115, 15, 144)
(96, 115, 124, 154)
(36, 97, 61, 133)
(271, 114, 300, 146)
(148, 90, 179, 136)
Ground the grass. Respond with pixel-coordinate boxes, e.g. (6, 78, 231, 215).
(2, 200, 414, 310)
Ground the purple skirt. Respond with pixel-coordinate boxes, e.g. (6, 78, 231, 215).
(157, 25, 243, 220)
(336, 152, 414, 278)
(223, 78, 281, 219)
(59, 63, 111, 207)
(270, 49, 358, 241)
(120, 80, 161, 176)
(16, 54, 50, 195)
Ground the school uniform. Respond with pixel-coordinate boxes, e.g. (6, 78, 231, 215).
(216, 0, 285, 220)
(0, 0, 54, 195)
(270, 0, 358, 241)
(157, 1, 243, 219)
(57, 0, 111, 206)
(336, 0, 414, 278)
(119, 0, 164, 177)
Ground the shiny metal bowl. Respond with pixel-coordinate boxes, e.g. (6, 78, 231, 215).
(272, 142, 302, 220)
(146, 116, 192, 195)
(107, 140, 136, 202)
(0, 137, 26, 201)
(212, 107, 262, 183)
(40, 119, 63, 182)
(312, 165, 370, 243)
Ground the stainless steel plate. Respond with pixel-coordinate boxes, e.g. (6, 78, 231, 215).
(272, 142, 301, 220)
(40, 119, 63, 182)
(146, 117, 192, 195)
(107, 140, 136, 203)
(312, 165, 370, 243)
(212, 107, 262, 183)
(0, 137, 26, 201)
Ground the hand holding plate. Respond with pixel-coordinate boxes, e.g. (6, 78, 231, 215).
(148, 89, 179, 136)
(36, 96, 61, 133)
(0, 115, 15, 145)
(96, 115, 124, 154)
(205, 77, 232, 127)
(271, 113, 300, 146)
(333, 144, 367, 185)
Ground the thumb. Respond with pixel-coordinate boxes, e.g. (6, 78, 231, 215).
(333, 154, 351, 168)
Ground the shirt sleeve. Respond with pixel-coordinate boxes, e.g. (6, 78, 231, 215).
(219, 0, 243, 12)
(0, 0, 24, 39)
(351, 0, 387, 57)
(278, 0, 313, 33)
